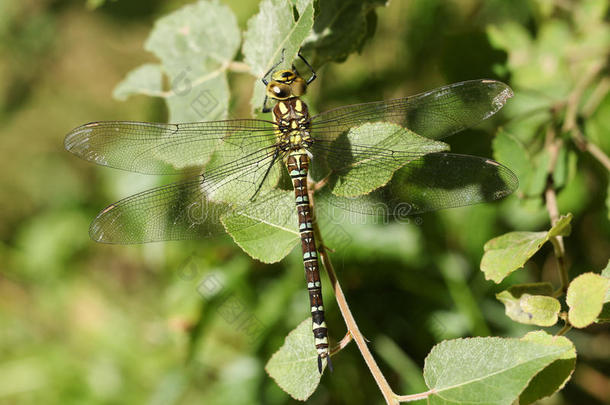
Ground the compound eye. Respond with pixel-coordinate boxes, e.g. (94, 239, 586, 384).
(270, 83, 291, 99)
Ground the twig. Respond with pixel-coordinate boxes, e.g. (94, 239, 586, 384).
(561, 59, 604, 134)
(330, 332, 354, 355)
(395, 390, 436, 402)
(543, 126, 569, 296)
(581, 76, 610, 118)
(561, 60, 610, 171)
(556, 322, 573, 337)
(308, 183, 436, 403)
(315, 230, 400, 404)
(572, 127, 610, 171)
(228, 61, 251, 73)
(308, 181, 400, 405)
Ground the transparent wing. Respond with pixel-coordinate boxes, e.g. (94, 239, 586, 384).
(310, 80, 513, 142)
(89, 147, 293, 243)
(64, 119, 277, 174)
(315, 153, 518, 217)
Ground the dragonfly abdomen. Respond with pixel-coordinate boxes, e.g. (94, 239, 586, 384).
(286, 150, 330, 372)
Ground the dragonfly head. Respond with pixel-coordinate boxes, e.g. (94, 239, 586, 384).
(266, 69, 307, 100)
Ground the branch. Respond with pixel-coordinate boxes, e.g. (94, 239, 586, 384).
(308, 182, 399, 405)
(543, 127, 569, 296)
(562, 60, 610, 171)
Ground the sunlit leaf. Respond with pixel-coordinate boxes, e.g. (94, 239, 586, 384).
(496, 283, 560, 326)
(547, 214, 572, 237)
(481, 214, 572, 283)
(519, 331, 576, 405)
(113, 0, 240, 123)
(481, 231, 547, 283)
(423, 337, 572, 405)
(327, 122, 447, 197)
(243, 0, 314, 112)
(222, 190, 299, 263)
(566, 272, 610, 328)
(113, 64, 163, 101)
(265, 318, 323, 400)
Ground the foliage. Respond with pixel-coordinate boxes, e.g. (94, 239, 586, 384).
(1, 0, 609, 405)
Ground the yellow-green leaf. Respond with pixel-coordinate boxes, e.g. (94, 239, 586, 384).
(265, 318, 324, 401)
(481, 231, 547, 283)
(496, 283, 560, 326)
(567, 272, 610, 328)
(222, 190, 299, 263)
(423, 337, 572, 405)
(481, 214, 573, 283)
(519, 331, 576, 405)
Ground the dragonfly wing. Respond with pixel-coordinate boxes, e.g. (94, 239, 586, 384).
(65, 119, 276, 174)
(316, 153, 518, 217)
(310, 80, 513, 141)
(90, 177, 223, 243)
(90, 147, 290, 243)
(309, 121, 448, 196)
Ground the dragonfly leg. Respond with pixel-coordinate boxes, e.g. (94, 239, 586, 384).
(249, 150, 279, 201)
(262, 95, 271, 113)
(298, 51, 316, 85)
(262, 48, 286, 85)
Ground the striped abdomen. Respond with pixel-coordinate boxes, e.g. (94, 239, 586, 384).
(286, 151, 330, 372)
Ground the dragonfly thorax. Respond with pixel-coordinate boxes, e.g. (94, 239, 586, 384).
(273, 98, 312, 151)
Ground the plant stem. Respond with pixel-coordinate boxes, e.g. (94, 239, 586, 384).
(550, 236, 569, 295)
(395, 390, 435, 402)
(330, 332, 354, 355)
(556, 322, 573, 336)
(309, 191, 436, 403)
(228, 61, 251, 73)
(562, 59, 610, 171)
(308, 182, 400, 405)
(544, 126, 570, 295)
(314, 227, 400, 404)
(572, 126, 610, 171)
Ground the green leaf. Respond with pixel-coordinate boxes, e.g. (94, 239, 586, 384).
(203, 131, 278, 204)
(423, 336, 572, 405)
(243, 0, 314, 112)
(496, 283, 560, 326)
(552, 145, 570, 189)
(584, 89, 610, 166)
(323, 122, 448, 197)
(481, 231, 547, 283)
(492, 132, 551, 199)
(480, 214, 572, 283)
(519, 331, 576, 405)
(566, 272, 610, 328)
(113, 63, 163, 101)
(222, 190, 299, 263)
(304, 0, 387, 66)
(547, 214, 572, 237)
(265, 318, 323, 401)
(492, 129, 531, 190)
(114, 0, 240, 123)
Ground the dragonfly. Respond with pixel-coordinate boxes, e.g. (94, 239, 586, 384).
(65, 52, 518, 373)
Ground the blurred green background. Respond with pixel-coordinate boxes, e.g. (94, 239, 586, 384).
(1, 0, 609, 404)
